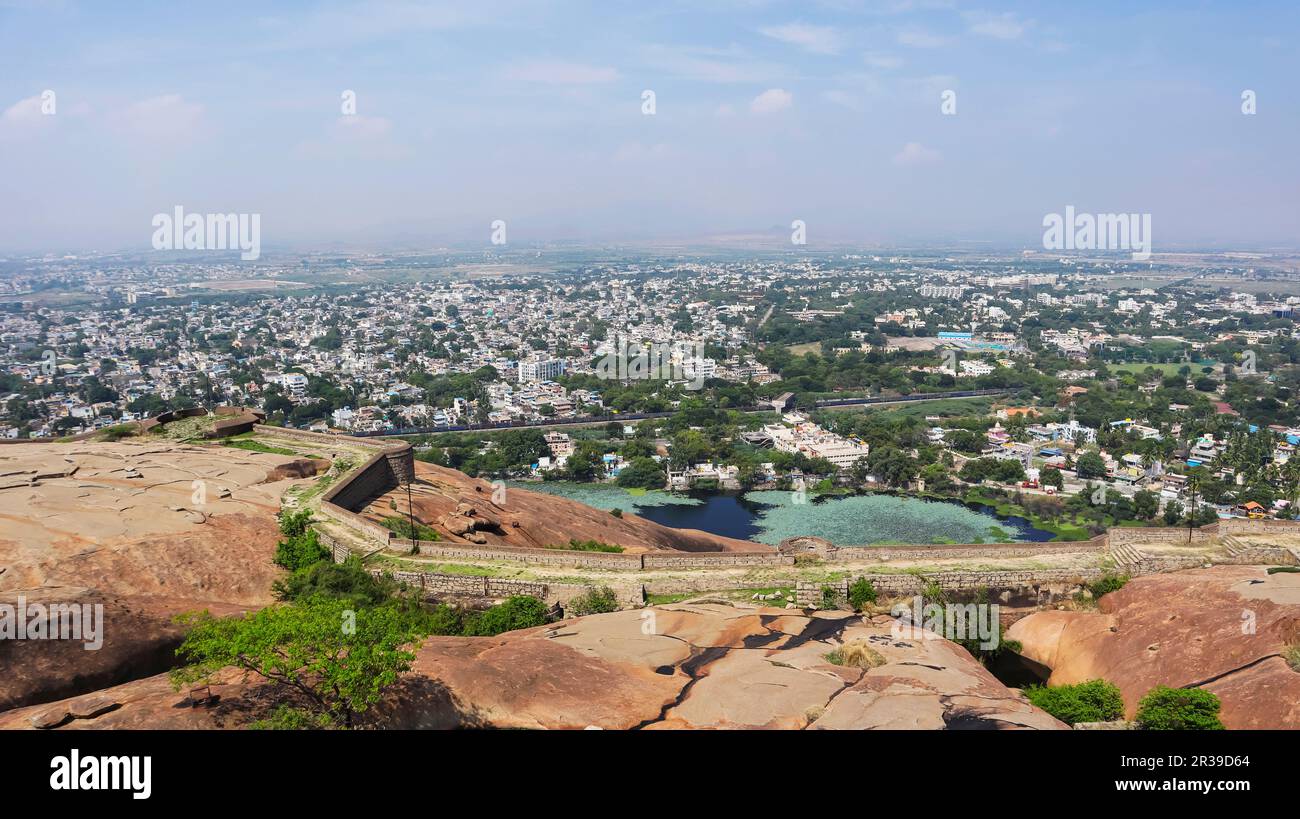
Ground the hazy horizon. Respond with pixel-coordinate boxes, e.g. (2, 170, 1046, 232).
(2, 0, 1298, 254)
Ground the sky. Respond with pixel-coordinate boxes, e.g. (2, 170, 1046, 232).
(1, 0, 1297, 254)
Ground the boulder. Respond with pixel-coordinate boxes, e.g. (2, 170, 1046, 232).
(1008, 566, 1300, 729)
(441, 514, 477, 537)
(0, 605, 1066, 731)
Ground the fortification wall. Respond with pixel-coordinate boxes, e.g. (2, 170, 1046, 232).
(322, 451, 396, 511)
(1106, 520, 1300, 548)
(1118, 554, 1209, 576)
(1106, 526, 1212, 546)
(642, 551, 794, 568)
(405, 539, 645, 570)
(1220, 544, 1300, 566)
(317, 497, 395, 546)
(830, 536, 1106, 562)
(255, 425, 414, 548)
(795, 568, 1104, 607)
(393, 539, 791, 569)
(362, 566, 643, 608)
(1219, 518, 1300, 535)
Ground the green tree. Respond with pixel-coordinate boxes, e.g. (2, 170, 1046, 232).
(1132, 489, 1159, 521)
(272, 523, 330, 572)
(1076, 451, 1107, 480)
(465, 595, 549, 636)
(1135, 686, 1225, 730)
(567, 586, 620, 616)
(1041, 466, 1064, 490)
(272, 555, 399, 607)
(847, 577, 878, 611)
(1023, 679, 1126, 726)
(564, 440, 605, 481)
(616, 456, 666, 489)
(865, 447, 919, 488)
(170, 598, 428, 729)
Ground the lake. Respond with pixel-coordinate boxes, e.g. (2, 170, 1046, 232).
(515, 482, 1054, 546)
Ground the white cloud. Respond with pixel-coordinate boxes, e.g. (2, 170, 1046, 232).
(896, 28, 950, 48)
(759, 22, 843, 55)
(0, 94, 59, 141)
(893, 141, 942, 165)
(965, 11, 1030, 40)
(253, 1, 481, 52)
(821, 90, 859, 110)
(750, 88, 793, 114)
(2, 94, 46, 125)
(864, 53, 903, 70)
(108, 94, 203, 140)
(502, 60, 619, 85)
(906, 74, 959, 97)
(640, 44, 783, 84)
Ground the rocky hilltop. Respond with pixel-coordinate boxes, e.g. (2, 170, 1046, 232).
(0, 438, 774, 713)
(0, 604, 1064, 730)
(1008, 566, 1300, 729)
(0, 440, 316, 710)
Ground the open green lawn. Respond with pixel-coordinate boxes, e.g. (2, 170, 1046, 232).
(1111, 361, 1217, 377)
(222, 438, 298, 456)
(786, 342, 822, 356)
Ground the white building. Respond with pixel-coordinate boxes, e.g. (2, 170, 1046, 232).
(518, 357, 566, 384)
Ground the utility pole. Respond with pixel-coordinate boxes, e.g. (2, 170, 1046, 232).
(404, 477, 417, 543)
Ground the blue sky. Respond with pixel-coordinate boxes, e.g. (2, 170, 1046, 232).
(1, 0, 1297, 253)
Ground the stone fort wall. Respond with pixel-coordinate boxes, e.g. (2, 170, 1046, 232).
(256, 424, 415, 547)
(794, 569, 1105, 608)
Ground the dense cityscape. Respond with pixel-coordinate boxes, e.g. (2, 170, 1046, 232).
(7, 248, 1300, 535)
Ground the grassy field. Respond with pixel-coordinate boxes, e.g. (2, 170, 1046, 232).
(147, 414, 215, 441)
(1111, 361, 1217, 377)
(222, 438, 297, 456)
